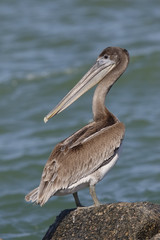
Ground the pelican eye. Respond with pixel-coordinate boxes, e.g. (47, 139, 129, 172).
(104, 55, 108, 59)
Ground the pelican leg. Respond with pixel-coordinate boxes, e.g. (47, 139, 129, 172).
(73, 192, 83, 207)
(89, 185, 101, 206)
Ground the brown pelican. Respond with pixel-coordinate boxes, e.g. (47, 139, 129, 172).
(25, 47, 129, 207)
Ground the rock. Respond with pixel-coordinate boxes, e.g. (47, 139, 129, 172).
(42, 202, 160, 240)
(150, 234, 160, 240)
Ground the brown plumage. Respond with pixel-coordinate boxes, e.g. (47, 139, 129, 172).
(25, 47, 129, 207)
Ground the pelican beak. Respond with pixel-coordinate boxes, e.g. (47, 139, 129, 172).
(44, 57, 115, 123)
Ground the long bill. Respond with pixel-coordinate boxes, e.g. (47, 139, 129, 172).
(44, 58, 116, 123)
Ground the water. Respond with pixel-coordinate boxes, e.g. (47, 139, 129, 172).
(0, 0, 160, 239)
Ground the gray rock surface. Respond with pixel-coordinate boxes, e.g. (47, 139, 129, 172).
(42, 202, 160, 240)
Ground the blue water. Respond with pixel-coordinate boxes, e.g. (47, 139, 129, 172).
(0, 0, 160, 239)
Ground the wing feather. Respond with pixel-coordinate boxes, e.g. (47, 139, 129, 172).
(36, 121, 125, 204)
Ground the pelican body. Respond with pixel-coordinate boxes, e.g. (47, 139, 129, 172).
(25, 47, 129, 206)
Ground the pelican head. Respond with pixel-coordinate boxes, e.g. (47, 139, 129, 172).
(44, 47, 129, 123)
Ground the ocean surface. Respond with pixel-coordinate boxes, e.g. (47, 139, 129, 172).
(0, 0, 160, 239)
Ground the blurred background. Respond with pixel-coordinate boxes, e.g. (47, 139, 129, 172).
(0, 0, 160, 239)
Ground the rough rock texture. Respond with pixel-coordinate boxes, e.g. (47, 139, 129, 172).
(42, 202, 160, 240)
